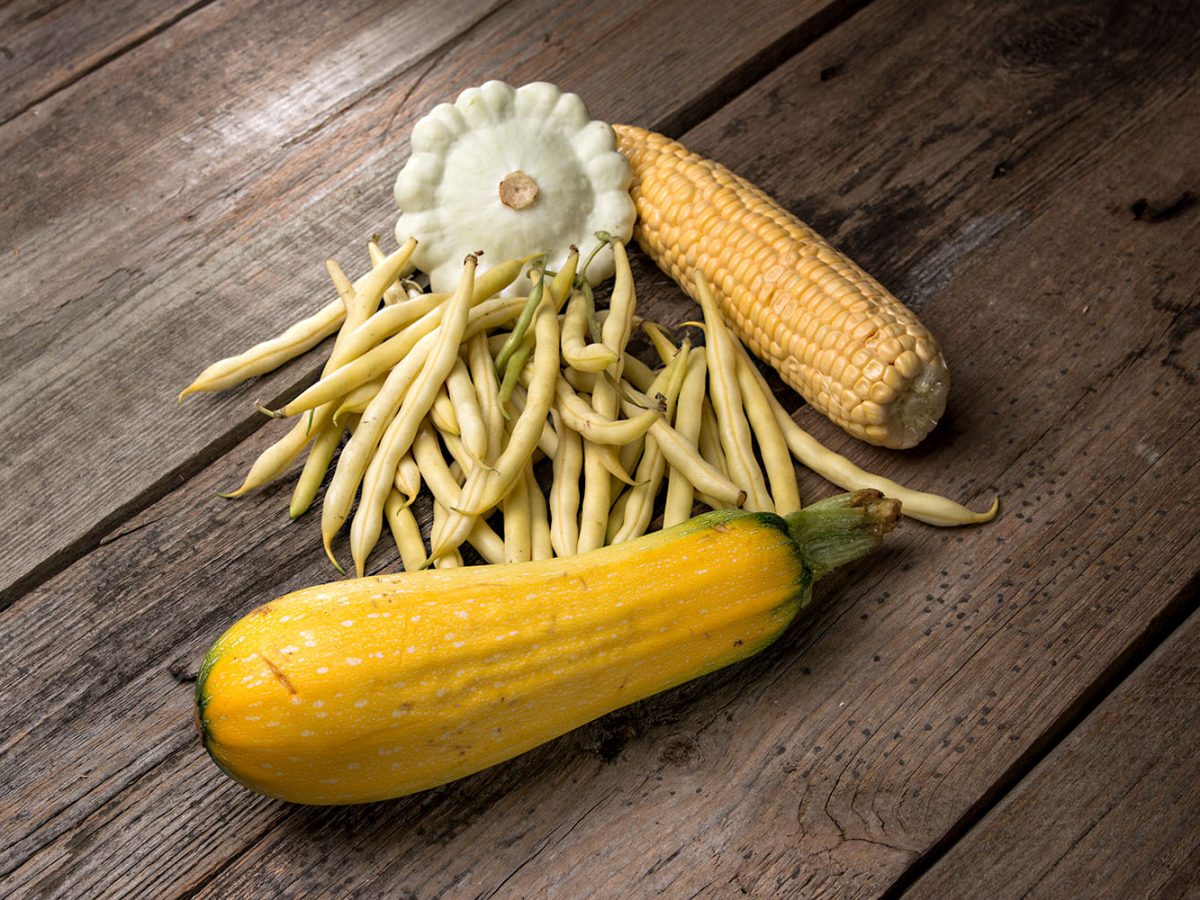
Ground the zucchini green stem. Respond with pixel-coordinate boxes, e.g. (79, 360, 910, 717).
(784, 490, 901, 579)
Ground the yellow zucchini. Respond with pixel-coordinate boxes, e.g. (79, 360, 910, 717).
(196, 491, 899, 805)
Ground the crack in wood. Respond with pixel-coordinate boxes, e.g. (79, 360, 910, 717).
(652, 0, 874, 140)
(1021, 772, 1145, 895)
(483, 791, 614, 898)
(0, 729, 195, 881)
(880, 548, 1200, 899)
(0, 0, 219, 129)
(174, 810, 298, 900)
(97, 516, 164, 549)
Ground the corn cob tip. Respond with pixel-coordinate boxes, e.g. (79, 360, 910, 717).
(889, 353, 950, 449)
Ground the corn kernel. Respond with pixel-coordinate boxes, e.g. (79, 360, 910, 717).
(615, 124, 949, 448)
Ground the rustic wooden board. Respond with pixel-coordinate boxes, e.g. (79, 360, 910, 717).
(1, 0, 1198, 896)
(165, 0, 1200, 889)
(0, 0, 498, 602)
(0, 0, 857, 605)
(0, 0, 206, 125)
(907, 608, 1200, 899)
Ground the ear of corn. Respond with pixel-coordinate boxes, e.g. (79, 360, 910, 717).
(614, 124, 949, 449)
(196, 491, 899, 805)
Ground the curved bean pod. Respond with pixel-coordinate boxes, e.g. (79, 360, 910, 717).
(741, 352, 999, 526)
(619, 392, 746, 509)
(466, 332, 504, 465)
(384, 489, 427, 572)
(694, 272, 771, 512)
(393, 452, 422, 507)
(429, 299, 560, 561)
(333, 376, 385, 423)
(548, 408, 581, 557)
(187, 239, 413, 406)
(561, 289, 618, 372)
(554, 376, 660, 445)
(411, 423, 504, 564)
(502, 463, 533, 563)
(288, 420, 344, 519)
(351, 256, 479, 575)
(429, 384, 460, 436)
(610, 346, 692, 544)
(732, 344, 801, 516)
(179, 300, 343, 400)
(662, 353, 708, 527)
(526, 467, 553, 561)
(445, 357, 487, 463)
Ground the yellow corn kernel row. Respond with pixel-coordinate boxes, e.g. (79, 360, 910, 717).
(614, 124, 949, 450)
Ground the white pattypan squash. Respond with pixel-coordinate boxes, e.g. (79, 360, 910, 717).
(393, 81, 635, 293)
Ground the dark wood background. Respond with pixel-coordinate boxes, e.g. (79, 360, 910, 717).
(1, 0, 1197, 896)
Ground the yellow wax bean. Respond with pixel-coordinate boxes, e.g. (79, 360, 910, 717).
(384, 489, 427, 572)
(466, 333, 504, 465)
(502, 464, 533, 564)
(446, 356, 487, 463)
(527, 467, 553, 560)
(351, 256, 479, 576)
(277, 292, 525, 418)
(663, 353, 708, 527)
(429, 300, 559, 561)
(549, 408, 581, 558)
(742, 353, 999, 527)
(732, 344, 801, 516)
(289, 420, 344, 519)
(694, 272, 771, 512)
(429, 384, 460, 437)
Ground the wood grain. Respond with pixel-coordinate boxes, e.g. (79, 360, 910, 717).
(908, 609, 1200, 899)
(173, 0, 1200, 891)
(0, 0, 855, 605)
(0, 0, 208, 125)
(1, 0, 1198, 896)
(0, 0, 499, 603)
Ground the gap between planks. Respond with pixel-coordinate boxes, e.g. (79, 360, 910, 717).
(0, 0, 876, 613)
(0, 0, 218, 130)
(883, 567, 1200, 899)
(7, 0, 1194, 892)
(0, 365, 318, 611)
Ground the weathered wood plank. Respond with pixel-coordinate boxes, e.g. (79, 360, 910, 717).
(0, 0, 857, 605)
(0, 0, 859, 890)
(0, 0, 206, 125)
(0, 0, 496, 603)
(907, 608, 1200, 899)
(7, 0, 1200, 897)
(172, 0, 1200, 893)
(2, 0, 1199, 896)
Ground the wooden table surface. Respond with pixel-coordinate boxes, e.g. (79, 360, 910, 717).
(2, 0, 1197, 896)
